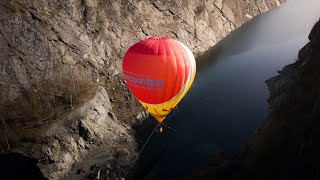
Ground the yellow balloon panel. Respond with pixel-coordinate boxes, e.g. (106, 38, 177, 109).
(140, 66, 196, 123)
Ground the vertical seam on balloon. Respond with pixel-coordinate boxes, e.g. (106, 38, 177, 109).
(178, 41, 191, 97)
(182, 42, 195, 83)
(177, 41, 194, 84)
(138, 40, 195, 107)
(147, 39, 156, 55)
(144, 39, 155, 103)
(155, 38, 160, 55)
(160, 39, 168, 112)
(153, 39, 160, 106)
(170, 41, 184, 106)
(176, 41, 194, 98)
(141, 39, 153, 54)
(159, 41, 193, 106)
(181, 42, 190, 94)
(147, 39, 156, 103)
(178, 42, 187, 94)
(166, 39, 178, 110)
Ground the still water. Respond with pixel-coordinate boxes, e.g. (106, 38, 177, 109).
(134, 0, 320, 179)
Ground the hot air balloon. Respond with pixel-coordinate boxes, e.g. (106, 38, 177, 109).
(122, 36, 196, 123)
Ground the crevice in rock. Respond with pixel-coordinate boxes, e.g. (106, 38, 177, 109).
(151, 2, 163, 13)
(171, 31, 178, 39)
(213, 3, 236, 28)
(107, 112, 114, 120)
(81, 0, 89, 24)
(5, 40, 26, 56)
(151, 2, 175, 16)
(29, 10, 42, 22)
(51, 27, 81, 54)
(78, 121, 89, 141)
(141, 27, 148, 36)
(168, 10, 175, 16)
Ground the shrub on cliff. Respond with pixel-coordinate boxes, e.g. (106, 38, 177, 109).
(0, 76, 97, 151)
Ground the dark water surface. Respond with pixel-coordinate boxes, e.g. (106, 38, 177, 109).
(0, 153, 45, 180)
(134, 0, 320, 179)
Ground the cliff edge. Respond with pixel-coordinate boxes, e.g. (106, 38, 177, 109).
(198, 18, 320, 180)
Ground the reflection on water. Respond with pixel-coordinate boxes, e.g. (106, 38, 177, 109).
(136, 0, 320, 179)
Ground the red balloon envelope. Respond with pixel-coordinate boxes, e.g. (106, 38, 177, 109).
(122, 36, 196, 123)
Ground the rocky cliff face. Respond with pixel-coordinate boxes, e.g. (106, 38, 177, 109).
(0, 0, 284, 102)
(0, 0, 284, 179)
(197, 18, 320, 180)
(14, 86, 137, 180)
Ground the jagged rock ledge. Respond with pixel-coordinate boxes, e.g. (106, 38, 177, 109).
(10, 86, 136, 180)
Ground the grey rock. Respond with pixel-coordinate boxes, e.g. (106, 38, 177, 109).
(16, 86, 137, 180)
(62, 53, 77, 65)
(0, 0, 285, 102)
(136, 110, 150, 121)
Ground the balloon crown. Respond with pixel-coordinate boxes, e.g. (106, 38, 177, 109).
(147, 36, 170, 40)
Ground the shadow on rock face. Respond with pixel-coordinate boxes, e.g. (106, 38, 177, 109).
(0, 153, 46, 180)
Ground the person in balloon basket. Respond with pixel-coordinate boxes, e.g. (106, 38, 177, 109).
(156, 125, 163, 133)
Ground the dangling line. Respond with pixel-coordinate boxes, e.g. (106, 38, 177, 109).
(124, 123, 161, 179)
(123, 109, 179, 179)
(162, 123, 177, 132)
